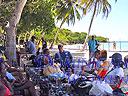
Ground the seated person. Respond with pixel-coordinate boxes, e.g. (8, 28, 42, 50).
(43, 48, 53, 65)
(87, 50, 101, 70)
(67, 68, 78, 83)
(54, 44, 72, 70)
(0, 54, 24, 81)
(96, 50, 111, 78)
(124, 55, 128, 68)
(94, 50, 101, 70)
(79, 65, 96, 76)
(0, 81, 12, 96)
(0, 57, 37, 96)
(79, 65, 90, 77)
(0, 58, 14, 95)
(104, 53, 124, 90)
(35, 48, 53, 67)
(79, 65, 97, 81)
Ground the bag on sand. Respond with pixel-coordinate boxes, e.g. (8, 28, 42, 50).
(43, 65, 62, 76)
(72, 78, 92, 96)
(89, 80, 113, 96)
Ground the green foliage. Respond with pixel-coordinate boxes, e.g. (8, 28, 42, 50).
(52, 0, 82, 26)
(18, 0, 55, 34)
(0, 0, 110, 45)
(0, 27, 5, 45)
(96, 36, 109, 42)
(80, 0, 117, 17)
(0, 1, 15, 27)
(17, 26, 109, 44)
(45, 27, 108, 44)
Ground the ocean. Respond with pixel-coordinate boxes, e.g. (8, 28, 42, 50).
(100, 41, 128, 52)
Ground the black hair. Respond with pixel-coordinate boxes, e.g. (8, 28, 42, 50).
(95, 50, 100, 54)
(69, 68, 74, 74)
(31, 36, 36, 42)
(58, 44, 63, 49)
(0, 59, 4, 73)
(36, 48, 40, 55)
(43, 48, 49, 54)
(100, 50, 107, 60)
(81, 65, 86, 70)
(0, 63, 2, 73)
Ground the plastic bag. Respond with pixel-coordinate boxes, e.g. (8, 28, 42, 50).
(89, 80, 113, 96)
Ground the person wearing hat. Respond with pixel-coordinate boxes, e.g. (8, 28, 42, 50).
(104, 53, 124, 90)
(88, 35, 99, 60)
(54, 44, 73, 71)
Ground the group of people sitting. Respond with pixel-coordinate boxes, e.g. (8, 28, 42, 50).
(57, 50, 125, 95)
(0, 50, 37, 96)
(24, 36, 72, 70)
(0, 34, 127, 96)
(32, 44, 73, 71)
(27, 38, 126, 95)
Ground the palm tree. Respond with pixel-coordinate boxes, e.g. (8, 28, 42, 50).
(80, 0, 117, 50)
(50, 0, 117, 50)
(49, 0, 81, 48)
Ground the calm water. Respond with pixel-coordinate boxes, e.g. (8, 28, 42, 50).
(100, 41, 128, 51)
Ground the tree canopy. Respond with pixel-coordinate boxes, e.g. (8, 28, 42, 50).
(18, 0, 55, 34)
(0, 0, 115, 44)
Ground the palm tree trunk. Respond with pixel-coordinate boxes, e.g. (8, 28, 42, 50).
(49, 27, 61, 49)
(82, 1, 97, 51)
(0, 0, 2, 4)
(5, 0, 27, 66)
(49, 19, 66, 49)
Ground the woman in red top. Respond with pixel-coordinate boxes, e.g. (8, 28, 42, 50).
(0, 57, 12, 96)
(0, 81, 12, 96)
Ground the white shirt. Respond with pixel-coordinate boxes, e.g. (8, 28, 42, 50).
(104, 67, 124, 84)
(69, 74, 78, 83)
(107, 67, 124, 78)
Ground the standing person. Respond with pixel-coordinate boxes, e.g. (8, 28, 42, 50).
(54, 44, 73, 70)
(113, 41, 116, 50)
(42, 37, 47, 50)
(36, 37, 47, 55)
(88, 35, 99, 60)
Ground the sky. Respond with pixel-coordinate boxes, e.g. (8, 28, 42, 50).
(56, 0, 128, 41)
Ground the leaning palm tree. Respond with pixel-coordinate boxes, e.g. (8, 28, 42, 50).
(50, 0, 117, 49)
(49, 0, 81, 48)
(80, 0, 117, 50)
